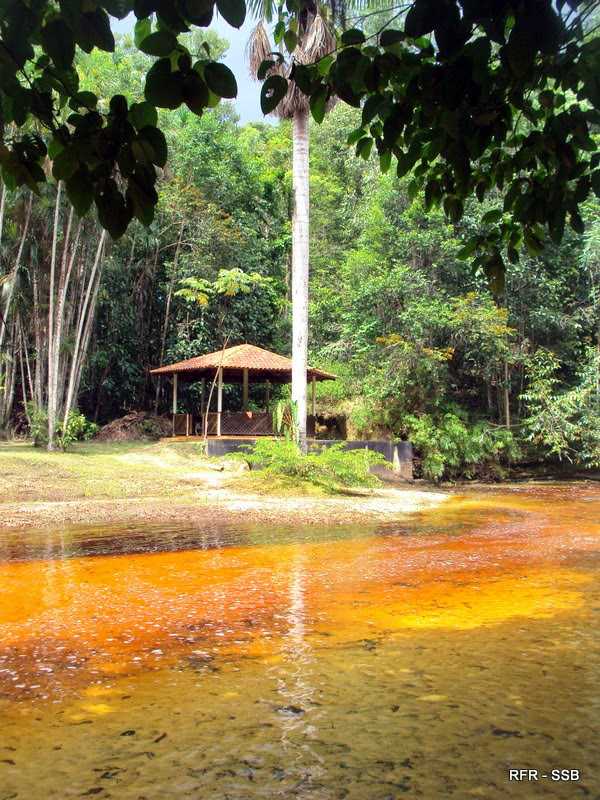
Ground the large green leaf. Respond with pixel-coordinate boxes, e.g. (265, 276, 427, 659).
(134, 18, 152, 47)
(204, 62, 237, 99)
(309, 86, 327, 124)
(74, 9, 115, 53)
(144, 59, 183, 108)
(95, 180, 133, 239)
(216, 0, 246, 29)
(483, 252, 505, 296)
(138, 31, 178, 57)
(182, 0, 215, 24)
(137, 126, 168, 167)
(127, 170, 157, 225)
(65, 167, 94, 217)
(342, 29, 365, 46)
(182, 72, 209, 114)
(128, 101, 158, 130)
(100, 0, 134, 19)
(52, 147, 79, 181)
(260, 75, 287, 115)
(40, 19, 75, 70)
(405, 0, 436, 38)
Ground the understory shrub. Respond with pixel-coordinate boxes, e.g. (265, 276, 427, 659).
(57, 410, 99, 450)
(520, 348, 600, 468)
(239, 438, 389, 492)
(25, 402, 49, 447)
(26, 404, 99, 450)
(405, 409, 520, 482)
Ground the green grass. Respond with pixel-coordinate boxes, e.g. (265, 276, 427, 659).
(0, 440, 212, 503)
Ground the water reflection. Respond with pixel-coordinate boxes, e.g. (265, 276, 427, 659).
(1, 483, 599, 798)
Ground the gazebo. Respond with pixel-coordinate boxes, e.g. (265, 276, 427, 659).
(150, 343, 336, 437)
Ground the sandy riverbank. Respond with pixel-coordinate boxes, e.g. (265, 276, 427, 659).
(0, 440, 449, 530)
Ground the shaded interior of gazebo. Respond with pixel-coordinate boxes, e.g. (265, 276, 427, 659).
(150, 343, 336, 437)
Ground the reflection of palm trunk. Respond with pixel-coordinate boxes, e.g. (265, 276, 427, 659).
(291, 109, 310, 450)
(279, 552, 311, 722)
(274, 551, 326, 789)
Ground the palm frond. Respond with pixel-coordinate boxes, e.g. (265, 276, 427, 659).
(246, 22, 275, 78)
(247, 12, 337, 119)
(247, 0, 277, 22)
(300, 12, 336, 62)
(277, 13, 336, 118)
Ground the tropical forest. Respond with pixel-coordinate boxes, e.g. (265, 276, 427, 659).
(0, 1, 599, 798)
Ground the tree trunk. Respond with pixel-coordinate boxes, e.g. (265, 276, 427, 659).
(0, 194, 32, 352)
(503, 360, 511, 429)
(0, 181, 6, 250)
(18, 320, 31, 428)
(47, 182, 63, 450)
(154, 225, 184, 414)
(291, 108, 310, 450)
(62, 231, 106, 430)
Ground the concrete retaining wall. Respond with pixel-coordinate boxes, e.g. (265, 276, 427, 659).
(206, 437, 413, 480)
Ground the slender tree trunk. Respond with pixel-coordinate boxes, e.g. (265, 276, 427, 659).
(20, 318, 34, 400)
(53, 215, 81, 416)
(0, 194, 32, 352)
(70, 265, 103, 409)
(47, 182, 63, 450)
(504, 360, 511, 429)
(0, 317, 17, 429)
(154, 225, 184, 414)
(62, 231, 106, 430)
(0, 181, 6, 250)
(291, 108, 310, 450)
(32, 257, 45, 409)
(18, 320, 31, 428)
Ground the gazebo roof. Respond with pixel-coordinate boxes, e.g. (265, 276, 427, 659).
(150, 343, 336, 384)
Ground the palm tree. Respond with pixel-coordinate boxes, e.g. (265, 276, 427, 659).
(247, 4, 335, 449)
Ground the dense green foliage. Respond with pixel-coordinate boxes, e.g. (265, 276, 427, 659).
(240, 438, 387, 491)
(303, 103, 600, 476)
(1, 32, 599, 477)
(286, 1, 600, 284)
(0, 0, 244, 237)
(2, 0, 598, 280)
(404, 409, 520, 481)
(521, 348, 600, 468)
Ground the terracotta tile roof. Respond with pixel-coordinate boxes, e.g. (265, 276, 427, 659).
(150, 343, 336, 381)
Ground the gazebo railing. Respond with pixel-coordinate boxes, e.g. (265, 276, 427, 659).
(172, 412, 316, 437)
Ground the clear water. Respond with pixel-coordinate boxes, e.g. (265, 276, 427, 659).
(1, 484, 599, 799)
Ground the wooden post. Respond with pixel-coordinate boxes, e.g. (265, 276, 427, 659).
(217, 367, 223, 437)
(200, 378, 205, 418)
(172, 373, 178, 435)
(311, 375, 316, 416)
(242, 368, 249, 411)
(265, 380, 270, 408)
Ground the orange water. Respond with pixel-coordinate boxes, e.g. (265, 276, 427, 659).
(1, 484, 599, 798)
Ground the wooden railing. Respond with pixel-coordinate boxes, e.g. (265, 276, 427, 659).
(172, 412, 316, 437)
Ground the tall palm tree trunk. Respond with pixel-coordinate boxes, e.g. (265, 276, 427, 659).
(291, 108, 310, 449)
(247, 15, 334, 449)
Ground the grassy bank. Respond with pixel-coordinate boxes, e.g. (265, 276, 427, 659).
(0, 440, 448, 531)
(0, 440, 215, 503)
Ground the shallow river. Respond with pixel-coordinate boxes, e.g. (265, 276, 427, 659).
(1, 484, 599, 799)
